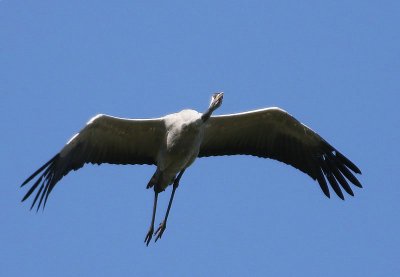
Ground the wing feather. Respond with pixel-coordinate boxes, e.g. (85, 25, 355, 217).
(199, 107, 362, 199)
(21, 114, 165, 209)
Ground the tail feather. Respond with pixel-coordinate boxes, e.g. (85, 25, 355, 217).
(147, 170, 161, 189)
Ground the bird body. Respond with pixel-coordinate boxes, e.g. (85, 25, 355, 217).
(152, 109, 205, 191)
(20, 92, 362, 245)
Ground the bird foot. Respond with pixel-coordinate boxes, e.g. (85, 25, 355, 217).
(154, 221, 166, 242)
(144, 226, 154, 246)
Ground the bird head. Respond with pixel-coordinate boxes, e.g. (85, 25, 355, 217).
(202, 92, 224, 122)
(209, 92, 224, 112)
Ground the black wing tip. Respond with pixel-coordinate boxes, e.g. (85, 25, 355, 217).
(315, 148, 363, 199)
(21, 154, 60, 210)
(336, 151, 362, 174)
(20, 154, 59, 187)
(323, 190, 331, 199)
(21, 180, 29, 188)
(315, 167, 331, 199)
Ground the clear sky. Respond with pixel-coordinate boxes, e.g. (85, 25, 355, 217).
(1, 1, 399, 276)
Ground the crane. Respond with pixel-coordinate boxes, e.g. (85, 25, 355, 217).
(21, 92, 362, 245)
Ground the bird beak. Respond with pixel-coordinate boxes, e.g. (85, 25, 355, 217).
(215, 92, 224, 103)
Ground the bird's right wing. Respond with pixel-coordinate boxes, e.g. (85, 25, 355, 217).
(21, 114, 166, 210)
(199, 108, 362, 199)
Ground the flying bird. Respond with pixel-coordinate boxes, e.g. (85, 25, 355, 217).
(21, 92, 362, 245)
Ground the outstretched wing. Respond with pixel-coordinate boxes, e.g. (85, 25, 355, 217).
(199, 107, 362, 199)
(21, 114, 165, 210)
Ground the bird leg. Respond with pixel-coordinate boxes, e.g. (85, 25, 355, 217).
(144, 190, 159, 246)
(154, 169, 185, 242)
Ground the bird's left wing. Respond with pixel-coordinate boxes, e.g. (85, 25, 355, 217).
(198, 108, 362, 199)
(21, 114, 165, 210)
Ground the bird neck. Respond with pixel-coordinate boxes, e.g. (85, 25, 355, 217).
(201, 107, 214, 122)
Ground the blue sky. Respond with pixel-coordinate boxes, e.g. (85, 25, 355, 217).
(1, 1, 399, 276)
